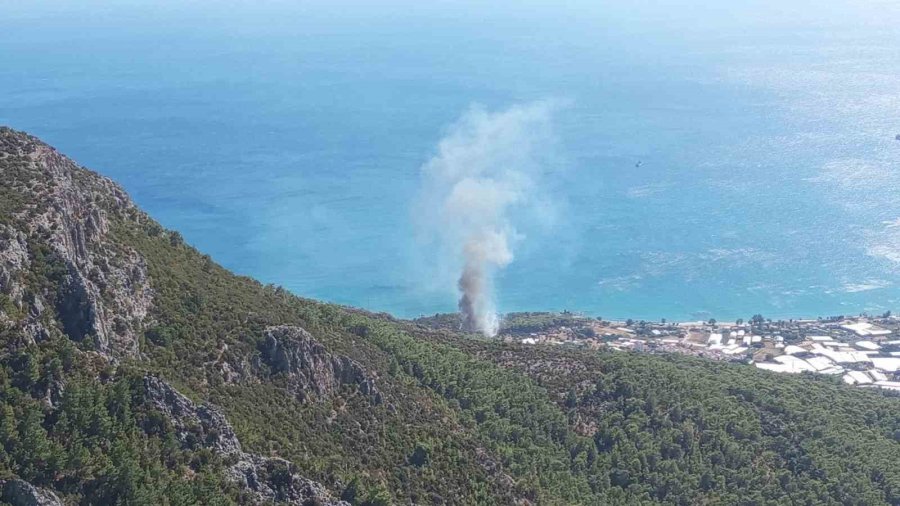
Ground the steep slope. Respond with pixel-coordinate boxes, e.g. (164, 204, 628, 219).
(1, 126, 900, 505)
(0, 127, 347, 505)
(0, 127, 530, 505)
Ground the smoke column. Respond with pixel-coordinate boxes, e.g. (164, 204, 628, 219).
(415, 102, 558, 336)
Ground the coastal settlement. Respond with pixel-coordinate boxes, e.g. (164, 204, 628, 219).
(495, 312, 900, 392)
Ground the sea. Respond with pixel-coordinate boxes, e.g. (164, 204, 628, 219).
(2, 0, 900, 322)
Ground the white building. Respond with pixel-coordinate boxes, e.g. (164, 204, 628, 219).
(872, 357, 900, 373)
(805, 356, 835, 371)
(843, 371, 873, 385)
(855, 340, 881, 351)
(868, 370, 889, 382)
(756, 362, 793, 373)
(841, 322, 892, 337)
(773, 355, 816, 372)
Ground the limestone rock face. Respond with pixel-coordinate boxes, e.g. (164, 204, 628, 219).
(143, 375, 348, 506)
(259, 325, 382, 404)
(0, 127, 152, 359)
(143, 375, 243, 456)
(0, 479, 63, 506)
(0, 225, 28, 304)
(1, 128, 360, 502)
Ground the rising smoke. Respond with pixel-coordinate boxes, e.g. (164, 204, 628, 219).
(415, 102, 558, 336)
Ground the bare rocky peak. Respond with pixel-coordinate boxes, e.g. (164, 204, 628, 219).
(0, 127, 152, 359)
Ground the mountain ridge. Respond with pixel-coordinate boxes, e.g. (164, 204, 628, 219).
(2, 126, 900, 505)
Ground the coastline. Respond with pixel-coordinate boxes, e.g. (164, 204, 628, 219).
(415, 310, 900, 393)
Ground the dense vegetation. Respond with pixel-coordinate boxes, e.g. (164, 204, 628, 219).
(0, 252, 237, 503)
(115, 221, 520, 504)
(0, 344, 241, 504)
(451, 341, 900, 504)
(2, 128, 900, 504)
(123, 218, 900, 504)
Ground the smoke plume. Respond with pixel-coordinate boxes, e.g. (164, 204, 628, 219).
(415, 102, 558, 336)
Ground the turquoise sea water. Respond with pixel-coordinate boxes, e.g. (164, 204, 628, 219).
(3, 1, 900, 321)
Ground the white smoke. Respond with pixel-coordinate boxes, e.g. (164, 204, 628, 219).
(415, 101, 558, 336)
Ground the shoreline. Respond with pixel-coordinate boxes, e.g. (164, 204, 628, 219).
(478, 311, 900, 393)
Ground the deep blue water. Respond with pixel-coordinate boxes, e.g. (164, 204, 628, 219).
(3, 1, 900, 321)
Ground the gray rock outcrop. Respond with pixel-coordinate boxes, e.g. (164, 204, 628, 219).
(258, 325, 382, 404)
(0, 479, 63, 506)
(0, 127, 152, 359)
(1, 128, 360, 503)
(143, 375, 348, 505)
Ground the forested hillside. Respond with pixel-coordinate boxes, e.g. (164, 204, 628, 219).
(1, 126, 899, 505)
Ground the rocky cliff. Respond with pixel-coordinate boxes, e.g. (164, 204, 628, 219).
(143, 376, 347, 506)
(255, 325, 382, 404)
(0, 127, 151, 358)
(0, 127, 353, 504)
(0, 479, 63, 506)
